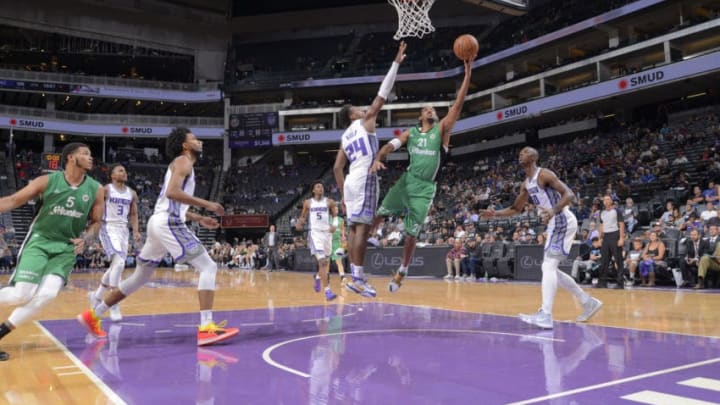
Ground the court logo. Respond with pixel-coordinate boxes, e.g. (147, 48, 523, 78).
(520, 255, 542, 268)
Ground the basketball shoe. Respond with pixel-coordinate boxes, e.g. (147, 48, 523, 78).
(576, 297, 603, 322)
(77, 309, 108, 338)
(388, 269, 406, 293)
(519, 309, 553, 329)
(109, 305, 123, 322)
(325, 289, 337, 301)
(345, 277, 377, 298)
(198, 321, 240, 347)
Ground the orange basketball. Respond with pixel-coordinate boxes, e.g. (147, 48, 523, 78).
(453, 34, 479, 61)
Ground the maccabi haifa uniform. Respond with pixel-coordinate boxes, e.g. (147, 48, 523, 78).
(377, 124, 441, 237)
(138, 162, 204, 264)
(330, 216, 344, 260)
(308, 197, 331, 259)
(12, 171, 100, 284)
(341, 119, 379, 225)
(99, 184, 133, 260)
(525, 167, 577, 257)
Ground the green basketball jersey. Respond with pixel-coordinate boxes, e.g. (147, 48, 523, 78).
(407, 124, 443, 182)
(30, 171, 100, 241)
(332, 216, 344, 245)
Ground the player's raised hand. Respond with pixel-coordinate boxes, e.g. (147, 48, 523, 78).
(395, 41, 407, 64)
(199, 216, 220, 229)
(206, 202, 225, 216)
(464, 58, 474, 74)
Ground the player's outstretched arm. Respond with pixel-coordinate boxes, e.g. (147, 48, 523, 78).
(333, 149, 348, 203)
(480, 183, 529, 219)
(72, 185, 106, 254)
(539, 168, 575, 216)
(363, 41, 407, 133)
(130, 190, 142, 243)
(0, 175, 49, 213)
(370, 129, 409, 174)
(440, 58, 474, 146)
(165, 156, 224, 216)
(295, 199, 310, 231)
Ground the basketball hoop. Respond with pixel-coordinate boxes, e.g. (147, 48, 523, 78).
(388, 0, 436, 40)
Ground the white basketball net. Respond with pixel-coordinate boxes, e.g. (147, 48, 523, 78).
(388, 0, 436, 40)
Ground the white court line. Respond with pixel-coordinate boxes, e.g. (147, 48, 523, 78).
(57, 371, 87, 377)
(383, 313, 395, 317)
(173, 324, 198, 328)
(507, 357, 720, 405)
(154, 330, 173, 334)
(118, 322, 144, 327)
(34, 321, 127, 405)
(621, 390, 719, 405)
(677, 377, 720, 392)
(385, 303, 720, 340)
(240, 322, 274, 327)
(262, 328, 564, 379)
(52, 365, 80, 370)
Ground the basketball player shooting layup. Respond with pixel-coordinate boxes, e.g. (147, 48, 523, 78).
(368, 56, 473, 294)
(78, 127, 239, 346)
(334, 41, 407, 298)
(480, 147, 603, 329)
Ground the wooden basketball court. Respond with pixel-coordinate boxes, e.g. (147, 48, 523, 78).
(1, 269, 719, 404)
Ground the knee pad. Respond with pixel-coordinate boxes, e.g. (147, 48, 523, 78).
(190, 253, 217, 291)
(119, 261, 157, 296)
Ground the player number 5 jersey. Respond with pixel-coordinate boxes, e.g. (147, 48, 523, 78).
(309, 197, 330, 232)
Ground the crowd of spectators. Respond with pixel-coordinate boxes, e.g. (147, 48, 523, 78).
(0, 25, 195, 82)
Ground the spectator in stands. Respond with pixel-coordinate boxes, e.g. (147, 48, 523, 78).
(680, 229, 706, 288)
(625, 238, 645, 286)
(688, 186, 706, 207)
(700, 202, 718, 223)
(462, 238, 482, 281)
(622, 198, 639, 233)
(660, 201, 675, 223)
(672, 152, 689, 166)
(702, 180, 719, 203)
(639, 231, 666, 287)
(695, 224, 720, 289)
(571, 237, 601, 284)
(445, 238, 465, 281)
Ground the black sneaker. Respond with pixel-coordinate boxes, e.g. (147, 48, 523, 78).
(0, 349, 8, 361)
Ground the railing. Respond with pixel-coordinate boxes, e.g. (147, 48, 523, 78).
(0, 68, 220, 92)
(0, 105, 223, 126)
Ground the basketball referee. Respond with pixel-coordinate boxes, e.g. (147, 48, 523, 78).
(598, 195, 626, 289)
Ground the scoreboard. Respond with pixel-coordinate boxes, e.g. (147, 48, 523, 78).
(42, 152, 62, 172)
(228, 112, 278, 148)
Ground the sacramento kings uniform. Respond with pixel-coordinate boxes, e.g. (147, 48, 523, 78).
(525, 167, 577, 257)
(99, 184, 133, 259)
(308, 197, 331, 259)
(138, 163, 203, 263)
(341, 119, 379, 224)
(12, 171, 100, 284)
(377, 124, 442, 237)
